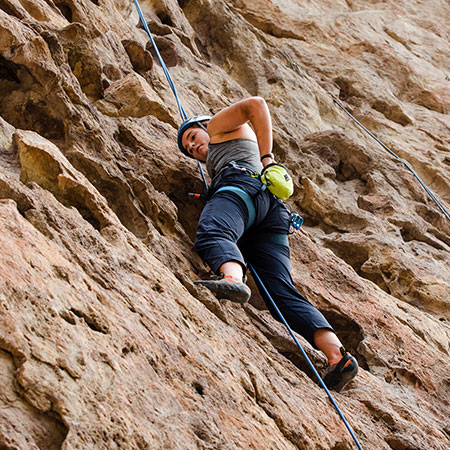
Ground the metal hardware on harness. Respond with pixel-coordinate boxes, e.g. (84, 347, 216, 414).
(225, 161, 260, 178)
(284, 202, 303, 232)
(290, 212, 303, 230)
(189, 192, 207, 200)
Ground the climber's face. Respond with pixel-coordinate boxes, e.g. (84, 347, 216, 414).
(181, 126, 210, 162)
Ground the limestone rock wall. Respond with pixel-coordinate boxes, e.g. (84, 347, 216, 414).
(0, 0, 449, 449)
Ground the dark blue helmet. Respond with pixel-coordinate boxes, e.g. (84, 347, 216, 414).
(177, 115, 211, 157)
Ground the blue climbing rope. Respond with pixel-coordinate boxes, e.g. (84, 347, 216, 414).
(133, 0, 186, 120)
(133, 1, 364, 448)
(133, 0, 209, 191)
(333, 98, 450, 222)
(249, 263, 364, 450)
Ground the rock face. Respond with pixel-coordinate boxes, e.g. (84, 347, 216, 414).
(0, 0, 449, 449)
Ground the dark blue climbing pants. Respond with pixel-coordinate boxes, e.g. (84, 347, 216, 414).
(194, 167, 334, 347)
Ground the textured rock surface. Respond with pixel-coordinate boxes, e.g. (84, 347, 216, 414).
(0, 0, 449, 449)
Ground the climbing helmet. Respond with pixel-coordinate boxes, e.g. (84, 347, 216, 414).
(177, 115, 211, 157)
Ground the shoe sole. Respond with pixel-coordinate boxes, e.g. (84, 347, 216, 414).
(194, 280, 250, 304)
(333, 364, 358, 392)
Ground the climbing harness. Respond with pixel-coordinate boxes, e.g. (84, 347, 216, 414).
(210, 162, 261, 230)
(133, 1, 364, 448)
(213, 161, 301, 231)
(333, 97, 450, 222)
(215, 186, 256, 230)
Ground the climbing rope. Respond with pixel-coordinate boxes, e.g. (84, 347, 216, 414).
(133, 1, 364, 448)
(249, 264, 363, 450)
(133, 0, 186, 120)
(333, 97, 450, 222)
(133, 0, 209, 192)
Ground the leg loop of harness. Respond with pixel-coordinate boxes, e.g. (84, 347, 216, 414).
(215, 186, 256, 230)
(251, 232, 289, 247)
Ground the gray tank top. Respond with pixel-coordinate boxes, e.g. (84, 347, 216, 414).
(206, 138, 264, 179)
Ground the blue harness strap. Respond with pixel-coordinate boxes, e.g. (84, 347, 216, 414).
(215, 186, 256, 230)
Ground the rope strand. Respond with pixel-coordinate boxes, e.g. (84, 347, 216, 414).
(333, 98, 450, 221)
(249, 263, 364, 450)
(134, 0, 208, 190)
(133, 0, 187, 120)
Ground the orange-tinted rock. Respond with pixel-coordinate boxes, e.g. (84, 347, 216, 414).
(0, 1, 449, 449)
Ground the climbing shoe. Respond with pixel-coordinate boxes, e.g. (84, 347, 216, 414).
(322, 347, 358, 393)
(194, 275, 251, 304)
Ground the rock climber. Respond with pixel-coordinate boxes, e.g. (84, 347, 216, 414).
(177, 96, 358, 392)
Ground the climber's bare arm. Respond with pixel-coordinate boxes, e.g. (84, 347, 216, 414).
(207, 97, 273, 159)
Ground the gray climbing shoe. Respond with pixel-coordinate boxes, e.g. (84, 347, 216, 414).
(194, 275, 251, 304)
(322, 347, 358, 392)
